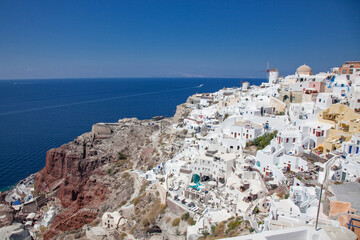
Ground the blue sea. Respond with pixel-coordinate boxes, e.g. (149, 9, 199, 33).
(0, 78, 265, 190)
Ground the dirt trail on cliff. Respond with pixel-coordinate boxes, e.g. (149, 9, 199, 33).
(127, 171, 144, 205)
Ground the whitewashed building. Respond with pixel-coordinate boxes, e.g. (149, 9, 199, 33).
(102, 211, 126, 230)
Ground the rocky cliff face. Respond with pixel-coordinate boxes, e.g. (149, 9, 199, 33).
(34, 117, 179, 239)
(35, 131, 109, 239)
(173, 103, 191, 123)
(0, 204, 14, 228)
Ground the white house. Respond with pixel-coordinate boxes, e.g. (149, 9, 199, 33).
(290, 179, 319, 213)
(342, 133, 360, 155)
(101, 211, 127, 230)
(192, 153, 236, 183)
(328, 74, 349, 98)
(315, 93, 334, 110)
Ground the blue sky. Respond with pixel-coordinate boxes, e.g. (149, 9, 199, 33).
(0, 0, 359, 79)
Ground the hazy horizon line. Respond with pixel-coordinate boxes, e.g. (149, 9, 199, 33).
(0, 76, 266, 81)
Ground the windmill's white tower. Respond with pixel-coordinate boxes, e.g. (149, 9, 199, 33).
(269, 67, 279, 85)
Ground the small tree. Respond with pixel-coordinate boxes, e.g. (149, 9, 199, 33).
(181, 212, 190, 221)
(118, 152, 127, 160)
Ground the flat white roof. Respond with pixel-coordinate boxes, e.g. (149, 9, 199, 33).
(220, 225, 356, 240)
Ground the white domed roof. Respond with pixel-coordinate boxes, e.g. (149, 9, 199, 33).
(296, 64, 313, 75)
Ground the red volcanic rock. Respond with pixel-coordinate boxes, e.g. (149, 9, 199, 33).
(44, 182, 107, 239)
(44, 208, 98, 240)
(35, 137, 109, 239)
(35, 148, 74, 192)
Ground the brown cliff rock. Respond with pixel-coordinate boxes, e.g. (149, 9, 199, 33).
(44, 208, 98, 240)
(34, 118, 180, 239)
(0, 204, 14, 228)
(35, 131, 109, 239)
(44, 181, 106, 239)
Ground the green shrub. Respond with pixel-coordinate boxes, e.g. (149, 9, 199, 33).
(187, 217, 196, 226)
(172, 218, 180, 227)
(227, 219, 242, 232)
(181, 212, 190, 221)
(139, 181, 148, 193)
(118, 152, 127, 160)
(133, 197, 140, 205)
(247, 130, 278, 150)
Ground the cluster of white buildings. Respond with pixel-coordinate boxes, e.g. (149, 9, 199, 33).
(145, 61, 360, 239)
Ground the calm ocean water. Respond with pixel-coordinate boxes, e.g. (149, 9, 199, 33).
(0, 78, 265, 190)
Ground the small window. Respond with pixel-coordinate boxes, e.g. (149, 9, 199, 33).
(342, 69, 347, 74)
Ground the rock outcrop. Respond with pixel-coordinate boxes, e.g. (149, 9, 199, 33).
(173, 103, 191, 123)
(0, 223, 32, 240)
(35, 134, 109, 239)
(35, 117, 176, 239)
(0, 204, 14, 228)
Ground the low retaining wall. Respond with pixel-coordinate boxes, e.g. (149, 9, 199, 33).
(167, 198, 188, 216)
